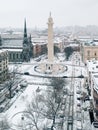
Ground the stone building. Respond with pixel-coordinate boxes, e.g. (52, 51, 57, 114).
(0, 50, 8, 83)
(81, 40, 98, 63)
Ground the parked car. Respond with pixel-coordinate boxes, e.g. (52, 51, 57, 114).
(68, 116, 73, 124)
(24, 72, 30, 75)
(20, 81, 28, 88)
(77, 103, 81, 107)
(93, 122, 98, 128)
(84, 95, 90, 101)
(76, 90, 81, 94)
(77, 97, 81, 100)
(0, 105, 5, 113)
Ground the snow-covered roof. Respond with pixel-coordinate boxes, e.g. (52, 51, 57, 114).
(92, 73, 98, 93)
(3, 49, 23, 52)
(0, 49, 7, 53)
(2, 39, 23, 48)
(54, 38, 62, 43)
(32, 38, 47, 45)
(87, 60, 98, 92)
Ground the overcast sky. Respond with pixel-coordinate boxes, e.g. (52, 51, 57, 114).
(0, 0, 98, 28)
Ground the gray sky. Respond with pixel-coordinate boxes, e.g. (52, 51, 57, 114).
(0, 0, 98, 28)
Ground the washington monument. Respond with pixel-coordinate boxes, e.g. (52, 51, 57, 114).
(47, 13, 54, 62)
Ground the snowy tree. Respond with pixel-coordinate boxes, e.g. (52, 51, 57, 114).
(64, 46, 74, 60)
(47, 77, 67, 129)
(21, 92, 47, 130)
(6, 65, 19, 99)
(22, 78, 67, 130)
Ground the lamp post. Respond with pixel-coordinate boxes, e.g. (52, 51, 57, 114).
(21, 116, 25, 130)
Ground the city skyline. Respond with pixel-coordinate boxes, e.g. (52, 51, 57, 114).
(0, 0, 98, 28)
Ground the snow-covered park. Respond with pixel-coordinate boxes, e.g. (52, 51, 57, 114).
(0, 52, 92, 130)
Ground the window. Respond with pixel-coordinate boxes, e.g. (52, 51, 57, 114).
(87, 50, 90, 56)
(9, 53, 11, 59)
(13, 53, 15, 59)
(16, 53, 18, 59)
(96, 100, 98, 105)
(95, 52, 97, 56)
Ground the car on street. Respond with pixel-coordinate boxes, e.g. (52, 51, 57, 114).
(20, 81, 28, 88)
(68, 116, 73, 124)
(0, 105, 5, 113)
(24, 72, 30, 75)
(77, 97, 81, 100)
(76, 90, 81, 94)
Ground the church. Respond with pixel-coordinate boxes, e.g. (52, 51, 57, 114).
(0, 19, 33, 63)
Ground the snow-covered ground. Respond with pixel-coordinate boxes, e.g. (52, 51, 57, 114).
(0, 52, 92, 130)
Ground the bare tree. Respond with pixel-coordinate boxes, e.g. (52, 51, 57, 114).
(47, 77, 67, 129)
(21, 92, 47, 130)
(22, 78, 67, 130)
(6, 65, 19, 99)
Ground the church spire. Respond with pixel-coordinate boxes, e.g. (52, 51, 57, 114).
(24, 18, 27, 38)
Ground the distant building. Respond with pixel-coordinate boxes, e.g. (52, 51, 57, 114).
(0, 19, 33, 62)
(0, 50, 8, 83)
(32, 38, 47, 57)
(54, 38, 63, 52)
(81, 41, 98, 63)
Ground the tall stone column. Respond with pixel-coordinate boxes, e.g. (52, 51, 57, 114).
(47, 13, 54, 62)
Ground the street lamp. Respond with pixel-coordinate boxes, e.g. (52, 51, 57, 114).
(21, 116, 25, 130)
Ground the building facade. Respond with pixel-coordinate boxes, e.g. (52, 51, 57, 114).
(91, 73, 98, 122)
(80, 39, 98, 63)
(0, 50, 8, 83)
(82, 45, 98, 63)
(32, 38, 47, 57)
(0, 20, 33, 63)
(86, 60, 98, 123)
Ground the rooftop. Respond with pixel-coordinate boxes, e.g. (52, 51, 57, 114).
(0, 49, 7, 53)
(2, 39, 23, 48)
(92, 73, 98, 93)
(87, 60, 98, 72)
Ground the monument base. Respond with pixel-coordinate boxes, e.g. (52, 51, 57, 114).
(34, 62, 68, 75)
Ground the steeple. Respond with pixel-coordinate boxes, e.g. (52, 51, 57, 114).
(24, 18, 27, 38)
(23, 18, 28, 45)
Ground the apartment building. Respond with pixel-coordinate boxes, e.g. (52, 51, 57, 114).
(91, 73, 98, 122)
(0, 50, 8, 83)
(87, 60, 98, 122)
(32, 38, 47, 57)
(83, 46, 98, 63)
(81, 40, 98, 63)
